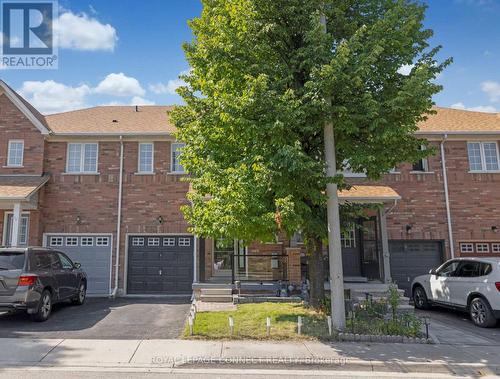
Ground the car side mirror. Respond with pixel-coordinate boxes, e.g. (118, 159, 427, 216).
(74, 262, 81, 269)
(429, 268, 438, 275)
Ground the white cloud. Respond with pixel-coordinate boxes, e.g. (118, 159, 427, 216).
(451, 102, 497, 113)
(397, 64, 414, 76)
(54, 10, 117, 51)
(481, 81, 500, 102)
(18, 80, 91, 114)
(130, 96, 155, 106)
(94, 73, 145, 97)
(148, 70, 190, 95)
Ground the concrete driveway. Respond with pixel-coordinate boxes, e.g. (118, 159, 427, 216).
(0, 297, 191, 339)
(416, 307, 500, 346)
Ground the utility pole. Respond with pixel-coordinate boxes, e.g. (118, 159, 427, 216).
(320, 13, 346, 331)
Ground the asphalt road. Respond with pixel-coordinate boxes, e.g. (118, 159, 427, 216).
(0, 297, 191, 339)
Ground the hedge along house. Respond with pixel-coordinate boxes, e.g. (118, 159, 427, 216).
(2, 79, 500, 298)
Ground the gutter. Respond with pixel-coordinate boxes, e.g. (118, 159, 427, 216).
(440, 134, 455, 259)
(111, 136, 125, 298)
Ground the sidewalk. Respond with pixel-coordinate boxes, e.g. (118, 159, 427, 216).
(0, 338, 499, 376)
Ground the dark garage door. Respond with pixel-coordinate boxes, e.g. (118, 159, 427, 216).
(127, 235, 194, 294)
(389, 240, 444, 297)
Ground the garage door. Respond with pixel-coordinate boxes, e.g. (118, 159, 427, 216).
(44, 234, 112, 296)
(127, 235, 194, 294)
(389, 240, 444, 297)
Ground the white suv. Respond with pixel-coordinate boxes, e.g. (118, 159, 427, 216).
(412, 258, 500, 328)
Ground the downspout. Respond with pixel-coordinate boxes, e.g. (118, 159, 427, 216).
(111, 136, 124, 297)
(440, 134, 455, 259)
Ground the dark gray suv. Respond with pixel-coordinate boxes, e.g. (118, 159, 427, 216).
(0, 247, 87, 322)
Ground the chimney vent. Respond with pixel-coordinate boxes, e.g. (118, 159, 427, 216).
(112, 119, 118, 123)
(135, 105, 139, 112)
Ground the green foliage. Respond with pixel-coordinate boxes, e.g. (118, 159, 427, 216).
(171, 0, 450, 246)
(388, 283, 401, 321)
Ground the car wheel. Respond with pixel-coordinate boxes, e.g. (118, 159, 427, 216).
(30, 290, 52, 322)
(469, 297, 497, 328)
(72, 282, 86, 306)
(413, 286, 430, 310)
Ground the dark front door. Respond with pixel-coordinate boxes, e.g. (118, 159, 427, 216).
(341, 225, 362, 277)
(127, 235, 194, 294)
(360, 218, 380, 280)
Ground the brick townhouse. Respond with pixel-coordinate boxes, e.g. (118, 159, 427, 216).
(1, 79, 500, 297)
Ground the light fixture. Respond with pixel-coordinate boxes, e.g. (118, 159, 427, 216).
(492, 226, 498, 233)
(405, 224, 412, 233)
(76, 215, 81, 225)
(157, 216, 164, 225)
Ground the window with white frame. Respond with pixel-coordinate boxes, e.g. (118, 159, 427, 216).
(492, 243, 500, 253)
(7, 140, 24, 167)
(467, 142, 500, 172)
(163, 237, 175, 246)
(341, 225, 356, 248)
(132, 237, 144, 246)
(178, 237, 191, 246)
(412, 145, 429, 172)
(148, 237, 160, 246)
(476, 243, 489, 253)
(81, 237, 94, 246)
(171, 143, 185, 173)
(96, 236, 110, 246)
(66, 237, 78, 246)
(460, 243, 474, 253)
(50, 236, 63, 246)
(67, 143, 98, 173)
(138, 143, 154, 173)
(6, 214, 29, 246)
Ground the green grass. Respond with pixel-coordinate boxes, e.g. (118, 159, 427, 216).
(183, 302, 330, 340)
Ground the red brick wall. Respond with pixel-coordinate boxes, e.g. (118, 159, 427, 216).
(0, 94, 45, 175)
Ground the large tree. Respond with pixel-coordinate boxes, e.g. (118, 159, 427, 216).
(171, 0, 449, 307)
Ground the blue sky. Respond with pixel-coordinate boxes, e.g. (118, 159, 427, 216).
(1, 0, 500, 114)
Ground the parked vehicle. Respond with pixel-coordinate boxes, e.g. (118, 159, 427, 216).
(412, 257, 500, 327)
(0, 247, 87, 322)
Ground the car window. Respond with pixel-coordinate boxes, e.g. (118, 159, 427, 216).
(48, 252, 62, 270)
(0, 251, 26, 270)
(480, 262, 492, 276)
(455, 261, 481, 278)
(436, 260, 460, 277)
(33, 252, 52, 270)
(58, 253, 74, 269)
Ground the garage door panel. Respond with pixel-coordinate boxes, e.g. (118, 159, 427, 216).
(127, 235, 194, 295)
(45, 234, 112, 296)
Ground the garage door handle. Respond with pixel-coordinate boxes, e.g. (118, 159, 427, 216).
(159, 269, 162, 276)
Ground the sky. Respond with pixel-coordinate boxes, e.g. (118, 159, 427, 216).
(1, 0, 500, 115)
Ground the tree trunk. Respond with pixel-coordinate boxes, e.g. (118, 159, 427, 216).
(306, 236, 325, 308)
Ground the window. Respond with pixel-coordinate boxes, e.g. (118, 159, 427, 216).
(455, 261, 481, 278)
(436, 260, 460, 277)
(460, 243, 474, 253)
(476, 243, 489, 253)
(480, 262, 493, 276)
(33, 252, 52, 270)
(148, 237, 160, 246)
(58, 253, 74, 269)
(171, 143, 185, 173)
(467, 142, 500, 172)
(341, 225, 356, 248)
(81, 237, 94, 246)
(132, 237, 144, 246)
(6, 213, 29, 246)
(67, 143, 98, 173)
(179, 237, 191, 246)
(66, 237, 78, 246)
(96, 236, 110, 246)
(163, 237, 175, 246)
(7, 140, 24, 167)
(138, 143, 154, 173)
(492, 243, 500, 253)
(50, 236, 63, 247)
(412, 145, 429, 172)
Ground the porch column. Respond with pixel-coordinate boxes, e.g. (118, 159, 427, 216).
(11, 202, 22, 247)
(378, 207, 392, 283)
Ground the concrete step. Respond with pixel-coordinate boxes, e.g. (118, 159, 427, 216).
(200, 288, 233, 296)
(199, 294, 234, 303)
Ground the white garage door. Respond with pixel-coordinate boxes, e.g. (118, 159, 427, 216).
(44, 233, 113, 296)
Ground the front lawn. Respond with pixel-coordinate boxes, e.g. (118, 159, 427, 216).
(183, 302, 329, 340)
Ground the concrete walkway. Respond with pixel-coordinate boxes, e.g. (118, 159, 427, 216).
(0, 338, 498, 376)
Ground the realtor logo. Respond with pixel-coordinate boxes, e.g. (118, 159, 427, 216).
(1, 0, 58, 69)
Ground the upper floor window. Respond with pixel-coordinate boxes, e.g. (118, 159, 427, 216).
(171, 142, 185, 173)
(467, 142, 499, 172)
(412, 145, 429, 172)
(67, 143, 98, 173)
(7, 140, 24, 167)
(138, 143, 154, 173)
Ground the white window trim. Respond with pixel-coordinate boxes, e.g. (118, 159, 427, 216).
(2, 211, 29, 246)
(171, 142, 186, 174)
(6, 140, 24, 167)
(66, 142, 99, 174)
(178, 237, 191, 246)
(163, 237, 176, 246)
(492, 243, 500, 253)
(138, 142, 155, 174)
(81, 237, 94, 246)
(50, 236, 64, 247)
(65, 237, 78, 246)
(468, 141, 500, 173)
(96, 236, 110, 246)
(476, 243, 490, 253)
(460, 243, 474, 253)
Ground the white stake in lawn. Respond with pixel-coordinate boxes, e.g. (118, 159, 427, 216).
(297, 316, 303, 335)
(266, 317, 271, 336)
(229, 316, 234, 336)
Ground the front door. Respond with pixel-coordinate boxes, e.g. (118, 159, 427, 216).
(4, 213, 29, 246)
(360, 218, 380, 280)
(341, 224, 362, 277)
